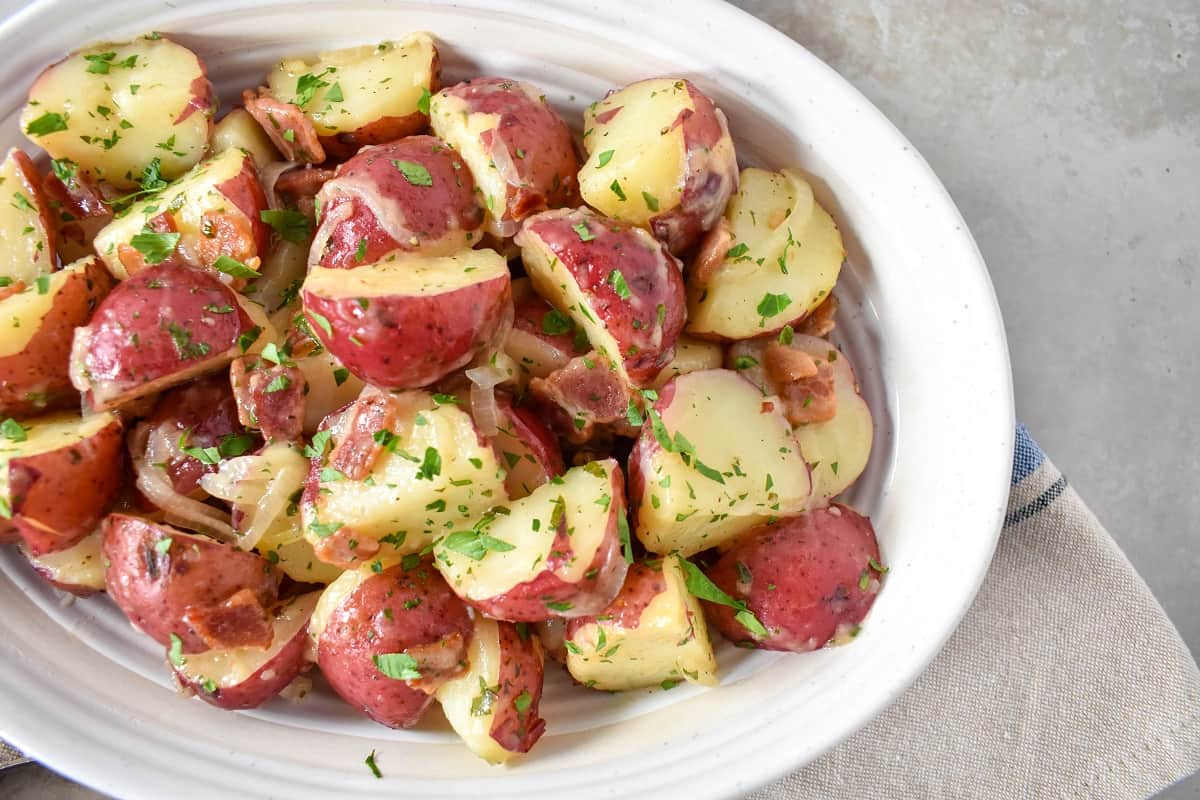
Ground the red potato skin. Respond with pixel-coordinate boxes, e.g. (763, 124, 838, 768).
(73, 264, 257, 410)
(704, 504, 884, 651)
(491, 394, 565, 497)
(134, 374, 252, 496)
(6, 149, 58, 272)
(0, 258, 113, 417)
(518, 208, 686, 386)
(302, 270, 511, 390)
(511, 282, 588, 361)
(312, 137, 483, 268)
(564, 562, 667, 638)
(438, 78, 579, 234)
(318, 562, 473, 728)
(41, 168, 112, 264)
(466, 467, 630, 622)
(488, 622, 546, 753)
(4, 416, 124, 556)
(102, 515, 283, 653)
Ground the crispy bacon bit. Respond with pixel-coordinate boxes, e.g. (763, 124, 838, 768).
(116, 212, 185, 275)
(777, 360, 837, 426)
(274, 165, 336, 219)
(690, 217, 731, 286)
(530, 353, 637, 443)
(191, 211, 259, 276)
(242, 87, 325, 164)
(799, 294, 838, 338)
(312, 524, 379, 569)
(407, 632, 469, 693)
(327, 389, 399, 481)
(183, 587, 274, 650)
(765, 341, 819, 382)
(230, 357, 306, 442)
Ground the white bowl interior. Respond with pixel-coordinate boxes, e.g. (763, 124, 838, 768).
(0, 2, 1013, 799)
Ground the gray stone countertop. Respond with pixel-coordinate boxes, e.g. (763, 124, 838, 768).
(1, 1, 1196, 797)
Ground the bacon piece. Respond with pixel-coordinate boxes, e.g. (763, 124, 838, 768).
(242, 87, 325, 164)
(776, 360, 837, 426)
(690, 217, 732, 287)
(529, 353, 638, 443)
(230, 356, 306, 443)
(765, 341, 818, 382)
(311, 524, 380, 569)
(799, 293, 838, 338)
(183, 587, 274, 650)
(326, 388, 400, 481)
(274, 165, 336, 219)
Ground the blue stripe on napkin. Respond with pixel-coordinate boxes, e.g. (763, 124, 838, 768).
(1011, 423, 1044, 487)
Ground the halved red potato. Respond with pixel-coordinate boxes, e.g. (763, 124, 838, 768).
(686, 168, 845, 340)
(70, 264, 266, 411)
(310, 560, 472, 728)
(728, 334, 873, 506)
(649, 334, 723, 390)
(433, 459, 629, 621)
(130, 374, 252, 498)
(629, 369, 811, 557)
(21, 36, 216, 188)
(93, 148, 269, 282)
(564, 557, 717, 691)
(212, 107, 281, 170)
(0, 257, 113, 417)
(311, 136, 484, 268)
(263, 34, 439, 161)
(102, 514, 283, 653)
(489, 394, 564, 499)
(22, 528, 105, 596)
(301, 388, 507, 569)
(293, 349, 365, 435)
(703, 504, 884, 651)
(503, 277, 590, 381)
(516, 207, 686, 387)
(173, 590, 319, 710)
(301, 248, 511, 390)
(0, 148, 57, 287)
(436, 617, 546, 763)
(430, 77, 579, 238)
(579, 78, 737, 254)
(0, 411, 123, 555)
(41, 160, 112, 264)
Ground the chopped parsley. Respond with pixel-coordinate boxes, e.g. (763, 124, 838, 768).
(372, 652, 421, 681)
(25, 112, 68, 136)
(213, 255, 259, 280)
(130, 229, 180, 264)
(259, 209, 312, 243)
(676, 556, 767, 637)
(392, 159, 433, 187)
(442, 529, 515, 561)
(606, 269, 632, 300)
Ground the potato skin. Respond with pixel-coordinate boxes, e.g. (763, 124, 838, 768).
(102, 515, 283, 653)
(312, 136, 483, 267)
(704, 504, 884, 651)
(5, 414, 125, 556)
(517, 207, 686, 386)
(490, 394, 564, 499)
(317, 562, 473, 728)
(71, 264, 257, 410)
(0, 258, 113, 417)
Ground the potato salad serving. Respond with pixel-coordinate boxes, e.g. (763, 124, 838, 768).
(0, 30, 885, 766)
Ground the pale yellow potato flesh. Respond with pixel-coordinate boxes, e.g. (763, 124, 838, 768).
(294, 350, 365, 435)
(93, 147, 250, 279)
(307, 566, 371, 658)
(434, 460, 618, 602)
(686, 168, 844, 339)
(303, 248, 507, 298)
(579, 78, 687, 226)
(649, 335, 724, 390)
(21, 37, 213, 187)
(566, 556, 717, 691)
(23, 529, 105, 592)
(267, 34, 436, 137)
(428, 92, 508, 237)
(0, 150, 54, 285)
(0, 261, 83, 357)
(634, 369, 811, 556)
(0, 411, 119, 507)
(307, 391, 507, 548)
(436, 617, 524, 765)
(213, 108, 280, 169)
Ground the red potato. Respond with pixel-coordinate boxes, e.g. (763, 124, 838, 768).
(490, 393, 564, 499)
(430, 77, 579, 238)
(516, 207, 686, 387)
(293, 349, 365, 435)
(92, 149, 269, 283)
(131, 374, 253, 497)
(22, 529, 105, 596)
(433, 459, 630, 622)
(0, 148, 57, 288)
(230, 355, 306, 443)
(0, 411, 124, 556)
(263, 34, 440, 162)
(579, 78, 737, 254)
(311, 561, 473, 728)
(20, 36, 216, 188)
(41, 161, 113, 264)
(628, 369, 811, 557)
(703, 504, 884, 651)
(0, 257, 113, 417)
(102, 514, 283, 654)
(564, 558, 717, 691)
(436, 617, 546, 763)
(301, 248, 511, 390)
(311, 136, 484, 268)
(173, 590, 319, 710)
(69, 264, 264, 411)
(503, 277, 590, 381)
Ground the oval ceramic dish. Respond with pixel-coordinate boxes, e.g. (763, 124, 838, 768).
(0, 1, 1014, 798)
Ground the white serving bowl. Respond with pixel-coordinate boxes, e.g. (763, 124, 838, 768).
(0, 2, 1013, 798)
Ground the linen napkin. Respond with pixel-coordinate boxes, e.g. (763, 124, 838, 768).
(3, 427, 1199, 799)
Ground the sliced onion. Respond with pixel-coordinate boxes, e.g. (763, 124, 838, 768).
(504, 328, 573, 379)
(466, 362, 509, 437)
(259, 160, 300, 211)
(134, 451, 235, 542)
(200, 444, 309, 552)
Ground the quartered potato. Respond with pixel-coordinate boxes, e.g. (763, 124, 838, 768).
(22, 528, 106, 596)
(0, 148, 57, 288)
(21, 35, 216, 187)
(212, 108, 281, 169)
